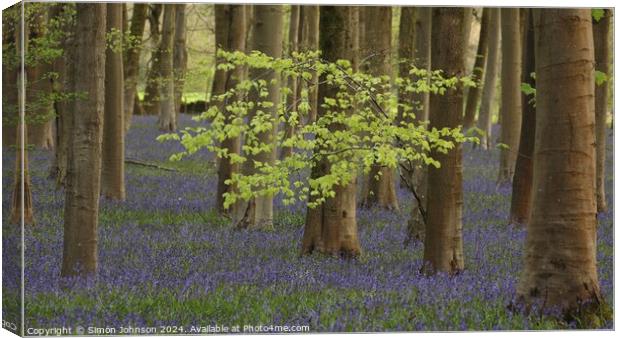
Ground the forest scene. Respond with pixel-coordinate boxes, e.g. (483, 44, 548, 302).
(1, 2, 615, 334)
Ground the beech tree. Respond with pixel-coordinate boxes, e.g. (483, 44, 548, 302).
(298, 5, 320, 124)
(280, 5, 300, 160)
(101, 3, 126, 200)
(509, 9, 535, 226)
(123, 3, 147, 132)
(497, 8, 522, 184)
(236, 5, 283, 229)
(476, 8, 500, 150)
(463, 8, 489, 129)
(158, 4, 177, 131)
(213, 4, 248, 215)
(61, 3, 106, 277)
(143, 4, 163, 116)
(593, 9, 611, 213)
(173, 4, 188, 117)
(362, 6, 399, 211)
(422, 7, 465, 275)
(517, 9, 608, 326)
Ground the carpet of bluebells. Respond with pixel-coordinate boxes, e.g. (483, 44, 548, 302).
(2, 114, 614, 332)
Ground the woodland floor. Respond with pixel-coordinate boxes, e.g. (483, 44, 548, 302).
(2, 114, 614, 331)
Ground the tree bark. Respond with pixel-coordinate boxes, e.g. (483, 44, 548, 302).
(214, 4, 247, 216)
(10, 122, 34, 225)
(463, 8, 489, 129)
(422, 8, 465, 275)
(123, 3, 147, 132)
(497, 8, 522, 184)
(509, 9, 535, 226)
(477, 8, 500, 150)
(517, 9, 606, 323)
(61, 3, 106, 278)
(362, 6, 399, 211)
(280, 5, 300, 159)
(173, 4, 188, 118)
(398, 7, 416, 121)
(2, 8, 18, 148)
(142, 4, 163, 116)
(158, 5, 177, 131)
(412, 7, 432, 122)
(593, 9, 610, 213)
(301, 5, 361, 257)
(26, 10, 54, 149)
(299, 5, 319, 124)
(102, 3, 126, 200)
(236, 5, 283, 230)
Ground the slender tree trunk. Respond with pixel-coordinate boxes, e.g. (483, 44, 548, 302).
(26, 11, 54, 149)
(61, 3, 106, 278)
(509, 9, 535, 226)
(302, 5, 361, 257)
(158, 5, 177, 131)
(102, 3, 126, 200)
(517, 9, 607, 325)
(142, 4, 163, 116)
(214, 4, 247, 216)
(593, 9, 610, 213)
(10, 123, 35, 225)
(236, 5, 283, 230)
(123, 3, 147, 132)
(497, 8, 522, 184)
(463, 8, 489, 129)
(280, 5, 300, 159)
(362, 6, 399, 211)
(398, 7, 416, 120)
(2, 9, 18, 148)
(412, 7, 432, 122)
(477, 8, 500, 150)
(422, 8, 465, 275)
(173, 4, 188, 118)
(299, 5, 319, 124)
(48, 4, 71, 183)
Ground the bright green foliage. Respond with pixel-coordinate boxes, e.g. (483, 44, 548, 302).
(595, 70, 608, 86)
(158, 50, 475, 209)
(591, 9, 605, 22)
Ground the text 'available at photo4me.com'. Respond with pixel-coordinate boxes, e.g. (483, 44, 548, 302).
(23, 324, 311, 335)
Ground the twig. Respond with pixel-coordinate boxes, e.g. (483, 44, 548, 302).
(125, 158, 178, 172)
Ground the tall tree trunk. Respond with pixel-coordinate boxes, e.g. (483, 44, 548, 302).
(302, 5, 361, 257)
(48, 4, 71, 183)
(10, 123, 35, 225)
(10, 17, 34, 225)
(2, 9, 18, 148)
(123, 3, 147, 132)
(463, 8, 489, 129)
(299, 5, 319, 124)
(280, 5, 300, 159)
(517, 9, 606, 324)
(497, 8, 522, 184)
(102, 3, 126, 200)
(509, 9, 535, 226)
(214, 4, 247, 216)
(236, 5, 283, 230)
(173, 4, 188, 118)
(398, 7, 416, 120)
(26, 10, 54, 149)
(477, 8, 500, 150)
(593, 9, 610, 213)
(362, 6, 399, 211)
(61, 3, 106, 278)
(412, 7, 431, 122)
(422, 8, 465, 275)
(142, 4, 163, 116)
(158, 5, 177, 131)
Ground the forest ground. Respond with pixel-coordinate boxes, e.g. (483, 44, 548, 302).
(2, 114, 614, 331)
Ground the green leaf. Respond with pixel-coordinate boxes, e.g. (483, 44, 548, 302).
(595, 70, 608, 86)
(592, 9, 605, 22)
